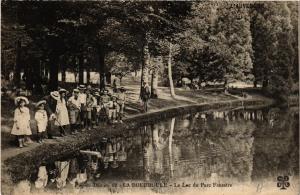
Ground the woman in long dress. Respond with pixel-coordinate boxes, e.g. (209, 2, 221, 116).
(55, 89, 70, 136)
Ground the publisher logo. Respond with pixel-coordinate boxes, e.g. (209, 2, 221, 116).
(277, 176, 290, 190)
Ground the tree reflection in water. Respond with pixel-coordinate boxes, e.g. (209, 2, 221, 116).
(30, 107, 298, 192)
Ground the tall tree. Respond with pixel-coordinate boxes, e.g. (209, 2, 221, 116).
(251, 2, 296, 101)
(212, 4, 253, 89)
(167, 42, 176, 98)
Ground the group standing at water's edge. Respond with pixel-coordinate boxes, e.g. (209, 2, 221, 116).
(10, 84, 128, 148)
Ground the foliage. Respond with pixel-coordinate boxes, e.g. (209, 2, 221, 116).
(106, 52, 134, 82)
(251, 2, 295, 102)
(1, 1, 298, 101)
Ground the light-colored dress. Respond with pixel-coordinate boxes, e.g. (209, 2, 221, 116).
(11, 107, 32, 136)
(55, 98, 70, 126)
(55, 161, 70, 189)
(67, 96, 81, 124)
(78, 93, 87, 105)
(34, 166, 48, 189)
(35, 110, 48, 133)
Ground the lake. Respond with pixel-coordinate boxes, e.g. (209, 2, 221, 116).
(20, 106, 299, 194)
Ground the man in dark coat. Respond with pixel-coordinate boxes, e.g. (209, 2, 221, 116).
(42, 91, 60, 139)
(140, 82, 151, 112)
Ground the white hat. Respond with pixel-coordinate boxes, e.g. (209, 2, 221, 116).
(50, 91, 60, 101)
(73, 88, 80, 93)
(36, 100, 46, 108)
(14, 96, 29, 105)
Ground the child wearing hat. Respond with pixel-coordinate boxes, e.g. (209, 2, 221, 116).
(35, 100, 48, 143)
(11, 96, 32, 148)
(108, 95, 118, 123)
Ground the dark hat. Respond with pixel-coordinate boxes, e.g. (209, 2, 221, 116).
(120, 87, 126, 91)
(78, 85, 86, 90)
(58, 88, 67, 93)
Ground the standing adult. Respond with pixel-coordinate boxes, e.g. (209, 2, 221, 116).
(85, 89, 95, 130)
(43, 91, 60, 139)
(67, 89, 81, 134)
(112, 79, 117, 93)
(117, 87, 126, 123)
(141, 82, 151, 112)
(100, 89, 111, 118)
(55, 88, 70, 136)
(78, 85, 87, 130)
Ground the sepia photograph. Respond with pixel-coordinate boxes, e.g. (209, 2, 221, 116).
(1, 1, 299, 195)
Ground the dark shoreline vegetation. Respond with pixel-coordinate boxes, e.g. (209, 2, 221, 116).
(2, 98, 274, 184)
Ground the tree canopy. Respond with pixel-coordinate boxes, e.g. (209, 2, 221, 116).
(1, 1, 298, 102)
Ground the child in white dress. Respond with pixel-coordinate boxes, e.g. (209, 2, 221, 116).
(35, 100, 48, 143)
(11, 96, 32, 148)
(55, 88, 70, 136)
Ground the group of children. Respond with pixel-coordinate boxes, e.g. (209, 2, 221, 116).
(11, 85, 127, 147)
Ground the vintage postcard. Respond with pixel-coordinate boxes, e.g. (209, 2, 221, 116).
(1, 1, 299, 195)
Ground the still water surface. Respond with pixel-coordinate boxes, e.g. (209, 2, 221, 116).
(27, 106, 299, 194)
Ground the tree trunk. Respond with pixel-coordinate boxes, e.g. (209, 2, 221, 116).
(168, 117, 175, 178)
(140, 37, 150, 98)
(97, 44, 106, 90)
(14, 40, 22, 87)
(141, 40, 150, 85)
(61, 68, 66, 83)
(61, 57, 67, 83)
(86, 67, 90, 84)
(33, 58, 43, 94)
(151, 69, 158, 98)
(224, 78, 229, 93)
(119, 77, 123, 85)
(262, 79, 268, 88)
(45, 66, 49, 80)
(78, 55, 84, 84)
(49, 52, 59, 91)
(24, 60, 32, 90)
(168, 42, 176, 98)
(253, 79, 257, 88)
(142, 126, 150, 181)
(106, 72, 111, 85)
